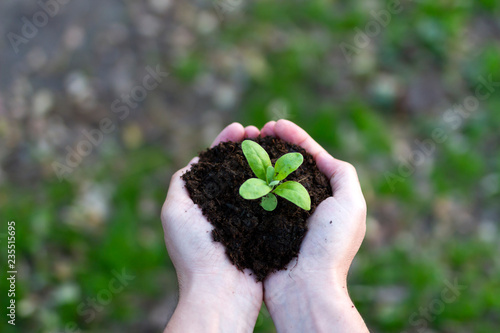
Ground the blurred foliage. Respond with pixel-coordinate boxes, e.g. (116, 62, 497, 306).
(1, 0, 499, 332)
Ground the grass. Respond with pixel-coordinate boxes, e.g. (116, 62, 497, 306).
(1, 0, 499, 331)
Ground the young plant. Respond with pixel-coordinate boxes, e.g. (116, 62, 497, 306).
(239, 140, 311, 211)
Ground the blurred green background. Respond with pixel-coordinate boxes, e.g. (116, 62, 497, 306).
(1, 0, 499, 332)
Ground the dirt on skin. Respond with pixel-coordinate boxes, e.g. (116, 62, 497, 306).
(181, 136, 332, 281)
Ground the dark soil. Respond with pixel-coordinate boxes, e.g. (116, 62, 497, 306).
(181, 136, 332, 281)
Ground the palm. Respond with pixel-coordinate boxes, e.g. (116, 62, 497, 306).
(163, 172, 261, 287)
(161, 123, 263, 305)
(162, 120, 367, 332)
(259, 120, 366, 300)
(264, 195, 365, 288)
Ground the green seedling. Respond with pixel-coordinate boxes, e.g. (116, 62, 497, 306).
(239, 140, 311, 211)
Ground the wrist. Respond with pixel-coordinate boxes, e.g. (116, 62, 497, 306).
(167, 273, 261, 333)
(182, 273, 261, 315)
(265, 266, 347, 306)
(265, 269, 347, 312)
(265, 270, 368, 332)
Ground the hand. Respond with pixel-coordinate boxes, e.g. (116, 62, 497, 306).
(261, 120, 369, 332)
(161, 123, 262, 333)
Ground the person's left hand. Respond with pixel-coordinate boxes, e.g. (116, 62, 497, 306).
(161, 123, 262, 333)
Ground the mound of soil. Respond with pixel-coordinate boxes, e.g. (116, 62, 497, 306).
(181, 136, 332, 281)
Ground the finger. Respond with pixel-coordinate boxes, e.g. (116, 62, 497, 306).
(273, 119, 327, 158)
(261, 121, 277, 137)
(210, 122, 245, 147)
(161, 164, 209, 246)
(165, 157, 199, 202)
(273, 120, 363, 202)
(162, 157, 202, 227)
(244, 125, 260, 139)
(316, 151, 364, 203)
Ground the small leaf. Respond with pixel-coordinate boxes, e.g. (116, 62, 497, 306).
(241, 140, 272, 181)
(261, 193, 278, 211)
(273, 181, 311, 210)
(239, 178, 272, 200)
(269, 180, 280, 187)
(274, 153, 304, 181)
(266, 166, 275, 184)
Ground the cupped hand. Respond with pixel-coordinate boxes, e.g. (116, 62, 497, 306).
(161, 120, 368, 332)
(161, 123, 262, 333)
(261, 120, 368, 332)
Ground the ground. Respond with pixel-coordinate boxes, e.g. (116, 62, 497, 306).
(0, 0, 499, 332)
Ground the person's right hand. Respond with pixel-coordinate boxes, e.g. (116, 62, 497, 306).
(261, 120, 369, 332)
(161, 123, 263, 333)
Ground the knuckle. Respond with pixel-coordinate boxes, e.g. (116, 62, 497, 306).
(340, 161, 358, 177)
(350, 187, 367, 214)
(358, 197, 367, 219)
(171, 169, 184, 181)
(359, 196, 368, 216)
(161, 169, 185, 223)
(346, 195, 367, 220)
(160, 199, 171, 224)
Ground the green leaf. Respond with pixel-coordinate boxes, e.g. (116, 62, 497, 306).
(274, 153, 304, 181)
(269, 180, 280, 187)
(239, 178, 272, 200)
(260, 193, 278, 211)
(273, 181, 311, 210)
(241, 140, 272, 181)
(266, 166, 275, 184)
